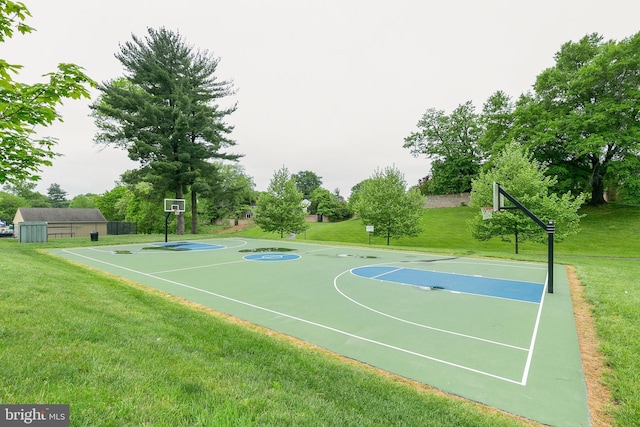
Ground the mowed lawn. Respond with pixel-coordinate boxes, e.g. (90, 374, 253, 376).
(2, 203, 638, 426)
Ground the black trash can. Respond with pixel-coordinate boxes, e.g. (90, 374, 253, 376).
(90, 231, 99, 242)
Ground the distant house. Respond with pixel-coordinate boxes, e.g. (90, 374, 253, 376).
(13, 208, 107, 239)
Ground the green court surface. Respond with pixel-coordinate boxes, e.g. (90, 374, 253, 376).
(51, 238, 590, 426)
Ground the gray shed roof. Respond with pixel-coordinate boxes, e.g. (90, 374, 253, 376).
(17, 208, 107, 223)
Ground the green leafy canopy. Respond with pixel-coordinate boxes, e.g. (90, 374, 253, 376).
(354, 166, 424, 245)
(255, 166, 308, 238)
(0, 1, 96, 184)
(469, 143, 586, 253)
(91, 27, 240, 234)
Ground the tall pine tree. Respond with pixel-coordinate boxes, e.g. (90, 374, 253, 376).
(91, 28, 240, 233)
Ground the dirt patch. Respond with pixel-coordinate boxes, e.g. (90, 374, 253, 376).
(567, 265, 616, 426)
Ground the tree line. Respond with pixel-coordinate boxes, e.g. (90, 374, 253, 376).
(0, 167, 348, 235)
(1, 2, 636, 247)
(0, 2, 394, 236)
(404, 33, 640, 206)
(254, 145, 585, 252)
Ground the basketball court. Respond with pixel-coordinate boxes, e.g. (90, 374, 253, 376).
(51, 238, 590, 426)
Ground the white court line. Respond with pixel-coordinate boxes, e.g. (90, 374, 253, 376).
(60, 248, 526, 385)
(355, 264, 543, 305)
(150, 260, 247, 275)
(402, 261, 546, 283)
(340, 262, 548, 385)
(445, 261, 547, 271)
(369, 267, 404, 280)
(520, 274, 548, 385)
(85, 238, 250, 255)
(370, 277, 539, 305)
(337, 269, 529, 352)
(298, 246, 341, 254)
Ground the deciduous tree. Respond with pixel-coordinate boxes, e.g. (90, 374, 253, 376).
(354, 166, 423, 245)
(94, 186, 131, 221)
(69, 194, 97, 209)
(403, 101, 482, 194)
(478, 90, 515, 158)
(255, 167, 308, 238)
(201, 163, 255, 225)
(469, 143, 585, 254)
(3, 180, 49, 206)
(292, 170, 322, 200)
(0, 1, 95, 185)
(308, 187, 352, 221)
(0, 190, 26, 221)
(513, 32, 640, 205)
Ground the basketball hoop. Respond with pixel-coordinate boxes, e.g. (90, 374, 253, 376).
(481, 207, 494, 220)
(164, 198, 186, 215)
(163, 198, 186, 243)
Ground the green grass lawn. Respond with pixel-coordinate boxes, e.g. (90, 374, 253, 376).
(2, 203, 638, 426)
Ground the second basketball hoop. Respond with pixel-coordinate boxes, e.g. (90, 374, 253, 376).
(481, 206, 494, 220)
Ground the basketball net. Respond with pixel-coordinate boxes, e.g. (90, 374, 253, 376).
(481, 207, 493, 220)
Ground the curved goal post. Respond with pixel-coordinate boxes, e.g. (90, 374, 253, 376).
(492, 183, 555, 294)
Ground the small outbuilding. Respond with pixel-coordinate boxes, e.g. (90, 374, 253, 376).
(13, 208, 107, 239)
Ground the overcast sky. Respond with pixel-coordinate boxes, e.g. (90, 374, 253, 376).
(4, 0, 640, 198)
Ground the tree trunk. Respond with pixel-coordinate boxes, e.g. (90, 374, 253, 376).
(191, 191, 198, 234)
(589, 172, 607, 206)
(514, 226, 519, 254)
